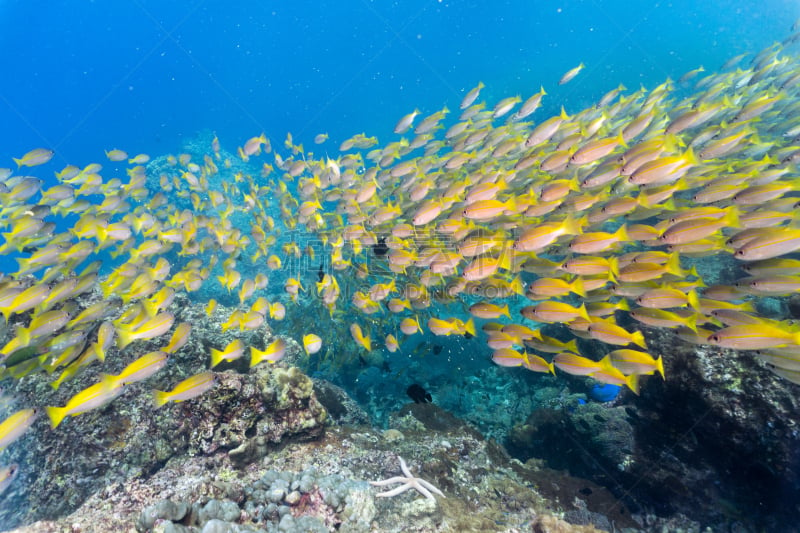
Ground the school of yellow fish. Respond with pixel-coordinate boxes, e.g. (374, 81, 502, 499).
(1, 29, 800, 489)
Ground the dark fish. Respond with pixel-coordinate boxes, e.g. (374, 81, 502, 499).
(317, 263, 324, 283)
(432, 344, 443, 355)
(373, 236, 389, 256)
(407, 383, 432, 404)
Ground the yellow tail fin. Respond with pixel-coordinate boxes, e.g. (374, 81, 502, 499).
(571, 276, 586, 297)
(564, 339, 579, 353)
(685, 313, 699, 333)
(210, 348, 225, 368)
(464, 318, 476, 337)
(116, 328, 134, 350)
(509, 276, 525, 297)
(45, 406, 67, 429)
(687, 289, 701, 312)
(656, 355, 665, 380)
(632, 330, 647, 349)
(626, 373, 640, 395)
(153, 390, 170, 409)
(498, 245, 514, 272)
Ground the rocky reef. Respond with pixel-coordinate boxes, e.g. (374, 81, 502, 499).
(2, 288, 799, 532)
(0, 292, 329, 530)
(5, 341, 736, 533)
(508, 325, 800, 533)
(2, 385, 637, 533)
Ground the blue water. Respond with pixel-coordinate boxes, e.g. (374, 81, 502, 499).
(1, 0, 795, 169)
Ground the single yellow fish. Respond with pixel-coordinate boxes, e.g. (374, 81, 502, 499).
(153, 371, 217, 409)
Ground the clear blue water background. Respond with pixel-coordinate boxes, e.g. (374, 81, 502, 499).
(1, 0, 797, 169)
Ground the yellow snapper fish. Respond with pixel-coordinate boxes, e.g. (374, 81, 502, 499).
(468, 301, 511, 319)
(707, 324, 800, 350)
(116, 312, 175, 350)
(399, 316, 423, 335)
(302, 334, 323, 355)
(45, 379, 125, 429)
(350, 323, 371, 351)
(384, 333, 400, 353)
(250, 338, 287, 367)
(553, 352, 610, 376)
(591, 364, 640, 394)
(104, 351, 169, 386)
(13, 148, 54, 167)
(0, 408, 39, 451)
(491, 348, 555, 374)
(558, 62, 585, 85)
(427, 317, 476, 337)
(608, 349, 665, 379)
(587, 320, 648, 348)
(161, 322, 192, 354)
(210, 339, 246, 367)
(153, 371, 217, 409)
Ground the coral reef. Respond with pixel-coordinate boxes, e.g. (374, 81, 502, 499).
(0, 298, 327, 530)
(4, 292, 798, 532)
(9, 358, 750, 533)
(2, 365, 694, 533)
(3, 290, 795, 532)
(507, 325, 800, 532)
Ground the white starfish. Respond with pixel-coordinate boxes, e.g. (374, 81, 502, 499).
(369, 456, 445, 501)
